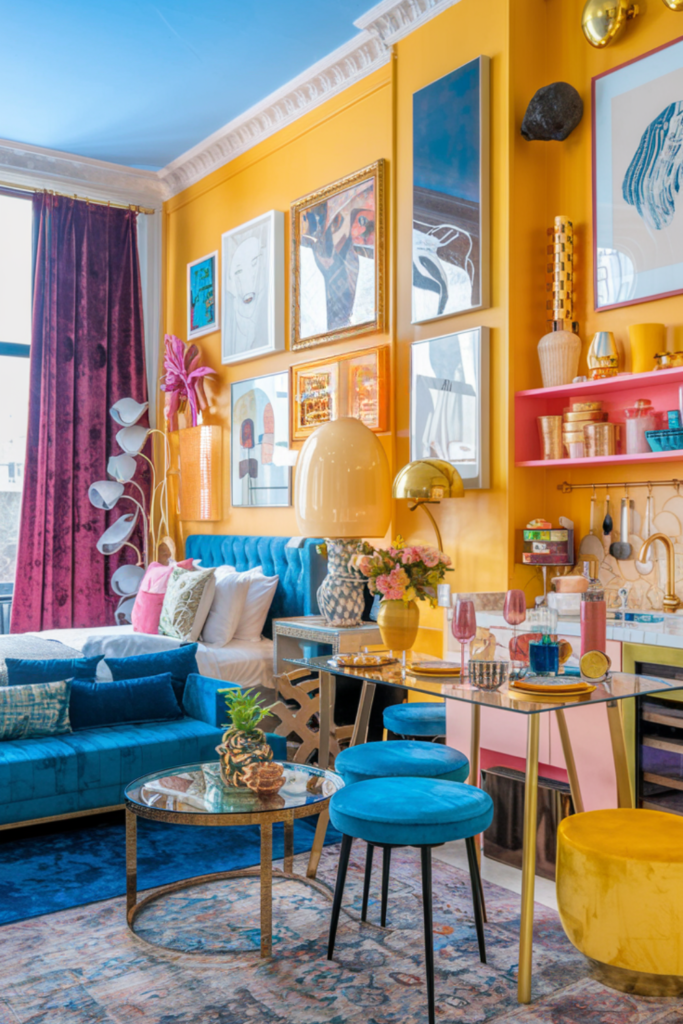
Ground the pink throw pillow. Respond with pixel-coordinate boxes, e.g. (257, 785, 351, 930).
(131, 559, 194, 634)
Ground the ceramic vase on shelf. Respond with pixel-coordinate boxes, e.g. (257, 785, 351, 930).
(216, 727, 273, 789)
(377, 599, 420, 658)
(317, 539, 367, 627)
(537, 329, 582, 387)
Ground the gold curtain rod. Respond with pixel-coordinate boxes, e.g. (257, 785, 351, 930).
(558, 479, 682, 493)
(0, 180, 155, 214)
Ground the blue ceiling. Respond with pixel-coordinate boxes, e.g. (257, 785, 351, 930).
(0, 1, 373, 171)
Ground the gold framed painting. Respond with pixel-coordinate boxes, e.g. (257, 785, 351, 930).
(292, 346, 388, 440)
(290, 160, 385, 351)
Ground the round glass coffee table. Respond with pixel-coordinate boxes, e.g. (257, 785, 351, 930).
(124, 760, 343, 957)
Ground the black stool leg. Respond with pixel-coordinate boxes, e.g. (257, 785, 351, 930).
(380, 845, 392, 927)
(328, 833, 353, 959)
(420, 846, 436, 1024)
(361, 844, 374, 922)
(465, 836, 487, 964)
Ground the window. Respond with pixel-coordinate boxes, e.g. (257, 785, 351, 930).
(0, 193, 32, 584)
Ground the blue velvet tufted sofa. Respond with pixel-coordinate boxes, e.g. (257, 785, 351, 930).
(2, 535, 326, 828)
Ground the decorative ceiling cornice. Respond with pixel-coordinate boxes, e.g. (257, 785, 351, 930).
(0, 137, 168, 208)
(0, 0, 462, 205)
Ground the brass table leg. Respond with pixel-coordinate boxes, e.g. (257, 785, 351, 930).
(518, 714, 540, 1004)
(606, 700, 634, 809)
(283, 816, 294, 875)
(318, 671, 333, 770)
(469, 704, 481, 786)
(555, 709, 585, 814)
(351, 681, 376, 747)
(126, 807, 137, 916)
(260, 821, 273, 957)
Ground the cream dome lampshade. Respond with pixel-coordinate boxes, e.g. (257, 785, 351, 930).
(295, 417, 391, 626)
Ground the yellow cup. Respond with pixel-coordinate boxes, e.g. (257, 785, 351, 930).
(629, 323, 666, 374)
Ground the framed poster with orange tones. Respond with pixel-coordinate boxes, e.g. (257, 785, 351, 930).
(292, 346, 388, 440)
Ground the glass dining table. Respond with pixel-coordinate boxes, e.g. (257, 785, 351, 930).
(285, 651, 683, 1004)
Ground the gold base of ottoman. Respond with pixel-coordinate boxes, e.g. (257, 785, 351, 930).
(588, 958, 683, 997)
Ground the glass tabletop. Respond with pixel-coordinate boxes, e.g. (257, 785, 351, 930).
(285, 654, 683, 714)
(125, 761, 343, 816)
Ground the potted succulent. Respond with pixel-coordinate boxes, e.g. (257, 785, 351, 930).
(216, 687, 276, 788)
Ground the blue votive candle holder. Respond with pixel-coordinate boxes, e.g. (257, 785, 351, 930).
(529, 640, 560, 677)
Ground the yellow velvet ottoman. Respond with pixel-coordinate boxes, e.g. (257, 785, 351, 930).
(557, 809, 683, 996)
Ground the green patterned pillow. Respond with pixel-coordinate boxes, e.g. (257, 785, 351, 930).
(0, 680, 72, 740)
(158, 566, 216, 642)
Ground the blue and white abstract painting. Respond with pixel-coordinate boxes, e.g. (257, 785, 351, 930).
(593, 39, 683, 310)
(412, 57, 490, 323)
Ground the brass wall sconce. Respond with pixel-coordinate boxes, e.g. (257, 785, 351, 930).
(662, 0, 683, 10)
(392, 459, 464, 552)
(582, 0, 639, 47)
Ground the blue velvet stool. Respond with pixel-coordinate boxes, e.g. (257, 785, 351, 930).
(383, 702, 447, 738)
(328, 777, 493, 1024)
(335, 740, 470, 926)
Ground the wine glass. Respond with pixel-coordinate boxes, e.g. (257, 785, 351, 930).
(452, 599, 476, 680)
(504, 589, 526, 672)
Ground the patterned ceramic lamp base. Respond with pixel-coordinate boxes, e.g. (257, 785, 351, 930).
(317, 539, 366, 627)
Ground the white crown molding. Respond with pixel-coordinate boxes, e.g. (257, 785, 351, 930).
(0, 0, 461, 205)
(0, 137, 168, 208)
(355, 0, 463, 45)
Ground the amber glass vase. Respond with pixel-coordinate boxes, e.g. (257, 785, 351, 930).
(377, 599, 420, 662)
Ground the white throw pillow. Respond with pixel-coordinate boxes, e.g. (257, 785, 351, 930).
(220, 565, 279, 642)
(201, 566, 252, 647)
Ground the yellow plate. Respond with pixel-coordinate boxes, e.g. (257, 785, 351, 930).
(510, 680, 596, 696)
(329, 654, 398, 668)
(407, 661, 461, 677)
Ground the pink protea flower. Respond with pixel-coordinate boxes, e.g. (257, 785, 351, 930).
(161, 334, 216, 430)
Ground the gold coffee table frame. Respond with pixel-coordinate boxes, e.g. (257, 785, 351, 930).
(125, 762, 341, 958)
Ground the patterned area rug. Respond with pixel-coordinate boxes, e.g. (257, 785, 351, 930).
(0, 845, 679, 1024)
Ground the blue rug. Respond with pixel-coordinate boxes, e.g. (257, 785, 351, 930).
(0, 812, 341, 925)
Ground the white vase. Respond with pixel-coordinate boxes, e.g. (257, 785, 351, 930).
(537, 330, 582, 388)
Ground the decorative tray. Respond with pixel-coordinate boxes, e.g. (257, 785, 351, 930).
(328, 653, 398, 669)
(406, 661, 462, 677)
(509, 678, 596, 698)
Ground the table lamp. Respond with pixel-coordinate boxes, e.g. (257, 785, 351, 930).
(295, 417, 391, 627)
(392, 458, 464, 552)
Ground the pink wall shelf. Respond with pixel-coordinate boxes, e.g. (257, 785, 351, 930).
(515, 367, 683, 467)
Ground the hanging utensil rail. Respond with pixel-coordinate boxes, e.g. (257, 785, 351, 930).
(558, 479, 683, 493)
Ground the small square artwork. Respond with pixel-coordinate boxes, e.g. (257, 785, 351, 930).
(593, 36, 683, 309)
(187, 251, 218, 339)
(291, 161, 385, 350)
(292, 363, 339, 440)
(221, 210, 285, 365)
(344, 348, 387, 432)
(292, 346, 388, 440)
(412, 56, 490, 323)
(410, 328, 489, 489)
(231, 371, 291, 507)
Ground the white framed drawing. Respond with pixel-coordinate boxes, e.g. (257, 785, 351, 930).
(231, 370, 291, 507)
(221, 210, 285, 365)
(187, 250, 218, 340)
(410, 327, 490, 489)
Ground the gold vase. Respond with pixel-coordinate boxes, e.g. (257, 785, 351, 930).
(377, 599, 420, 654)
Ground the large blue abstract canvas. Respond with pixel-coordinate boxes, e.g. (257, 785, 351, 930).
(412, 56, 490, 323)
(593, 36, 683, 310)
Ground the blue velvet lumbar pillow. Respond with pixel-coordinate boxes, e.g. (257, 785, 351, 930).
(5, 655, 103, 687)
(0, 680, 72, 740)
(105, 644, 199, 702)
(69, 672, 184, 731)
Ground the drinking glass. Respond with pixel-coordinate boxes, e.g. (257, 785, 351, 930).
(452, 599, 477, 680)
(504, 589, 526, 669)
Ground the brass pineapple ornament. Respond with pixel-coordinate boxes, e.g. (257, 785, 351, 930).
(216, 687, 276, 788)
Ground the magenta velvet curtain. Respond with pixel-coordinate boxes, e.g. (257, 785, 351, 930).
(12, 194, 149, 632)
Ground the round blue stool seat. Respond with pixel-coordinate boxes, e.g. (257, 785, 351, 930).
(383, 702, 447, 737)
(330, 777, 493, 847)
(335, 740, 468, 786)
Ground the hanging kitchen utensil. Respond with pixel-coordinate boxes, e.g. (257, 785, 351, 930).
(635, 485, 655, 574)
(610, 491, 632, 560)
(579, 486, 605, 561)
(602, 490, 613, 555)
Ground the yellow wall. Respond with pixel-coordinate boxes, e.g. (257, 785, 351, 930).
(161, 0, 683, 649)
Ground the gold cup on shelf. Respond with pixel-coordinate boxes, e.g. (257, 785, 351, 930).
(583, 421, 619, 457)
(587, 331, 620, 380)
(537, 415, 563, 460)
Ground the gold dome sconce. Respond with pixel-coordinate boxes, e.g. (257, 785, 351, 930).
(392, 459, 464, 552)
(662, 0, 683, 10)
(581, 0, 639, 47)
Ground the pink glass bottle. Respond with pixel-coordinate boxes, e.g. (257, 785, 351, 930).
(580, 582, 606, 656)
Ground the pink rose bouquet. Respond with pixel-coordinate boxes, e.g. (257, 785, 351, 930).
(351, 536, 452, 607)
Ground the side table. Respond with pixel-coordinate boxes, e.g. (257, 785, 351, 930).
(272, 616, 382, 675)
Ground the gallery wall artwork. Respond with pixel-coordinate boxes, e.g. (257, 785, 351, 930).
(231, 371, 291, 507)
(221, 210, 285, 365)
(410, 328, 490, 489)
(593, 36, 683, 310)
(412, 56, 490, 324)
(292, 346, 388, 439)
(187, 251, 218, 340)
(290, 160, 385, 351)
